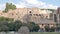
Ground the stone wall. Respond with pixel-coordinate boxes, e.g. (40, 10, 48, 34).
(0, 8, 52, 23)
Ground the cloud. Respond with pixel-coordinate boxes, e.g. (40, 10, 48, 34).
(40, 4, 58, 9)
(25, 0, 39, 4)
(14, 2, 26, 8)
(0, 0, 58, 11)
(0, 4, 5, 11)
(14, 0, 58, 9)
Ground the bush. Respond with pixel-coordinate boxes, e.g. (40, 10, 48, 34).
(0, 20, 40, 32)
(14, 20, 22, 31)
(45, 25, 50, 32)
(0, 20, 23, 32)
(27, 22, 40, 32)
(50, 26, 55, 32)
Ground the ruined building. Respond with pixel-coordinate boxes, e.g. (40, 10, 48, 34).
(0, 8, 57, 28)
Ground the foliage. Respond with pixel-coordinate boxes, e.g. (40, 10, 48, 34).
(3, 2, 16, 12)
(32, 24, 40, 32)
(50, 26, 55, 32)
(1, 25, 9, 32)
(0, 17, 14, 22)
(0, 20, 22, 32)
(45, 25, 50, 32)
(14, 20, 22, 31)
(0, 22, 9, 32)
(45, 25, 56, 32)
(27, 22, 40, 32)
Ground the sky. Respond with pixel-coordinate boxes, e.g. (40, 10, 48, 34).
(0, 0, 60, 10)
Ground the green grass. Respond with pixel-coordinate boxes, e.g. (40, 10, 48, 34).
(30, 32, 60, 34)
(0, 32, 14, 34)
(0, 32, 60, 34)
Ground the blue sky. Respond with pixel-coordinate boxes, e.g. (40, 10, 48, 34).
(0, 0, 60, 10)
(40, 0, 60, 6)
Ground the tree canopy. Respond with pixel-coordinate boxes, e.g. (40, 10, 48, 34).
(3, 2, 16, 12)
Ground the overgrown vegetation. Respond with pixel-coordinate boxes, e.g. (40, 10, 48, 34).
(0, 17, 13, 22)
(0, 17, 60, 32)
(0, 18, 40, 32)
(3, 2, 16, 12)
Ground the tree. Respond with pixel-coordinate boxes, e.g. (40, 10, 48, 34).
(45, 25, 50, 32)
(0, 21, 11, 32)
(0, 17, 14, 22)
(0, 23, 9, 32)
(0, 20, 23, 32)
(0, 17, 4, 21)
(1, 25, 9, 32)
(3, 2, 16, 12)
(7, 22, 14, 31)
(56, 26, 60, 32)
(26, 22, 34, 32)
(32, 24, 40, 32)
(14, 20, 22, 31)
(50, 26, 55, 32)
(27, 22, 40, 32)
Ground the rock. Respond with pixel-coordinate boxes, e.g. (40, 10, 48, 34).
(18, 26, 29, 34)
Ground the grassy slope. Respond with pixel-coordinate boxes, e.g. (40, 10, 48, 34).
(30, 32, 60, 34)
(0, 32, 60, 34)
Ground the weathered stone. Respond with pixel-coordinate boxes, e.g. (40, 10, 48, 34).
(18, 26, 29, 34)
